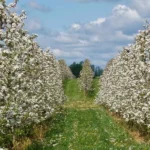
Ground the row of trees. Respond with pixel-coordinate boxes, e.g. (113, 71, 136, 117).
(96, 23, 150, 133)
(58, 59, 95, 95)
(59, 59, 99, 94)
(0, 1, 65, 148)
(0, 0, 101, 148)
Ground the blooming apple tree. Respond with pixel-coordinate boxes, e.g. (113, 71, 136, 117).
(96, 24, 150, 130)
(79, 59, 94, 92)
(0, 0, 65, 146)
(58, 59, 74, 80)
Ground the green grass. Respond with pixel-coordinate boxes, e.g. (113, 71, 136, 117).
(27, 79, 150, 150)
(63, 78, 99, 102)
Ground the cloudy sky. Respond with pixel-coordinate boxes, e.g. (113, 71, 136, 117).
(8, 0, 150, 68)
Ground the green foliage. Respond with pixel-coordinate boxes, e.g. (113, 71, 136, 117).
(88, 77, 99, 98)
(94, 66, 103, 77)
(91, 65, 103, 77)
(69, 62, 83, 78)
(0, 123, 34, 148)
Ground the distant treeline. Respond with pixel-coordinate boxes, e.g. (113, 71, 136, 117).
(69, 61, 103, 78)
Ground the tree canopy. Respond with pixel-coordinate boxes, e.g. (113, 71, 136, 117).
(69, 61, 103, 78)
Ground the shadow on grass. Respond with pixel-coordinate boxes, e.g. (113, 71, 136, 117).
(27, 109, 67, 150)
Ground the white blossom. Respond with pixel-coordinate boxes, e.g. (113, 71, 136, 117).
(96, 23, 150, 129)
(58, 59, 74, 80)
(0, 0, 65, 145)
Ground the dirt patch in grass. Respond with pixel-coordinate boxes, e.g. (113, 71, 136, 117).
(64, 100, 99, 110)
(12, 124, 49, 150)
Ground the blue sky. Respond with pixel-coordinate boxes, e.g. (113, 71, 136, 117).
(8, 0, 150, 68)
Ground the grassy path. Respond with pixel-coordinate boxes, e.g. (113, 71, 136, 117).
(28, 79, 150, 150)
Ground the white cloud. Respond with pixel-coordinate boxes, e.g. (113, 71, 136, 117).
(52, 48, 84, 58)
(35, 2, 147, 68)
(90, 18, 106, 25)
(107, 5, 142, 30)
(114, 31, 135, 41)
(71, 24, 81, 30)
(131, 0, 150, 17)
(54, 32, 75, 43)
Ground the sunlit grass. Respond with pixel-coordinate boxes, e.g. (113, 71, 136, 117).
(27, 79, 150, 150)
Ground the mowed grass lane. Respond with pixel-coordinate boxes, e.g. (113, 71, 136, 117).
(28, 79, 150, 150)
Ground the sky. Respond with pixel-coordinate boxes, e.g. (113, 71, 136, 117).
(8, 0, 150, 68)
